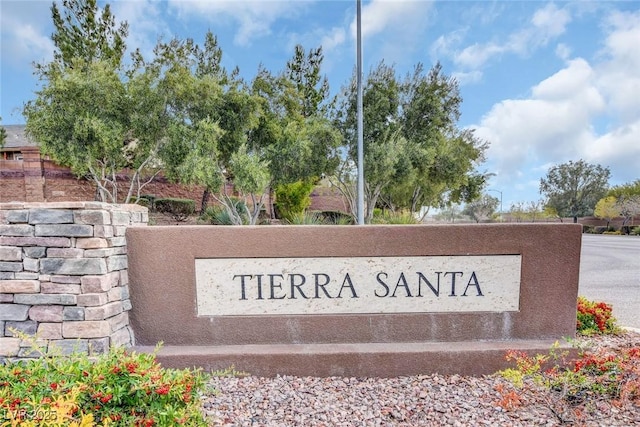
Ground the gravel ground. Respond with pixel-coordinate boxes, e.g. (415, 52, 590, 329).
(201, 331, 640, 426)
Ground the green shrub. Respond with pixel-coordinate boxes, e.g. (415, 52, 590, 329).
(582, 225, 594, 234)
(594, 226, 607, 234)
(0, 338, 208, 426)
(134, 194, 156, 211)
(199, 199, 249, 225)
(495, 298, 638, 423)
(371, 210, 418, 224)
(284, 212, 327, 225)
(155, 198, 195, 222)
(496, 342, 640, 420)
(632, 226, 640, 236)
(275, 180, 314, 222)
(316, 211, 354, 225)
(620, 225, 633, 235)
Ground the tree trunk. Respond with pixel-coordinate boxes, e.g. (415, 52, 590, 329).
(201, 188, 210, 213)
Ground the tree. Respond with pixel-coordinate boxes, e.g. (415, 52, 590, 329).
(333, 61, 487, 222)
(594, 196, 620, 228)
(153, 34, 270, 224)
(251, 47, 340, 188)
(24, 0, 165, 203)
(285, 45, 331, 118)
(248, 47, 341, 220)
(397, 63, 488, 214)
(509, 202, 527, 223)
(46, 0, 128, 72)
(434, 203, 462, 223)
(0, 118, 6, 148)
(607, 180, 640, 229)
(539, 160, 610, 223)
(526, 200, 544, 222)
(462, 194, 499, 223)
(25, 58, 170, 203)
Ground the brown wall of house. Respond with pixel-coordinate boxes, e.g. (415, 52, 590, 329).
(0, 154, 249, 212)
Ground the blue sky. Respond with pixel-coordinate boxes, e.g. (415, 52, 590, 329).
(1, 0, 639, 210)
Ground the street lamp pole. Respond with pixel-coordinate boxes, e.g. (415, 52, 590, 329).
(488, 189, 503, 222)
(356, 0, 364, 225)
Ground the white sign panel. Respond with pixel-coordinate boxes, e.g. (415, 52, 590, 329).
(195, 255, 521, 316)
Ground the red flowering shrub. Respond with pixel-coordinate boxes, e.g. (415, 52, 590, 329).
(576, 296, 619, 335)
(0, 338, 208, 426)
(496, 298, 639, 424)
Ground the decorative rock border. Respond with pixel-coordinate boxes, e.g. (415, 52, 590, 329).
(0, 202, 147, 361)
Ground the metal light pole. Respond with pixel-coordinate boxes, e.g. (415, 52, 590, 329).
(356, 0, 365, 225)
(488, 189, 503, 222)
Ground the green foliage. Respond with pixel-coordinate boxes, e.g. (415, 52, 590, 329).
(250, 46, 341, 188)
(371, 210, 418, 224)
(606, 181, 640, 228)
(594, 196, 620, 227)
(316, 211, 354, 225)
(577, 296, 620, 335)
(134, 194, 156, 211)
(333, 61, 487, 221)
(285, 45, 331, 118)
(275, 180, 314, 221)
(284, 212, 327, 225)
(0, 117, 6, 148)
(0, 336, 207, 426)
(496, 338, 640, 423)
(155, 198, 195, 222)
(200, 200, 249, 225)
(45, 0, 128, 73)
(496, 296, 637, 423)
(25, 1, 170, 203)
(632, 226, 640, 236)
(607, 179, 640, 199)
(462, 194, 499, 223)
(540, 160, 610, 223)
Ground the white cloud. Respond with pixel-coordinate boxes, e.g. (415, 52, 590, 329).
(472, 58, 605, 180)
(531, 3, 571, 41)
(595, 9, 640, 124)
(430, 29, 466, 59)
(111, 0, 170, 60)
(450, 3, 571, 71)
(287, 26, 346, 55)
(555, 43, 571, 60)
(472, 8, 640, 189)
(454, 42, 503, 69)
(349, 0, 433, 41)
(167, 0, 310, 46)
(452, 70, 482, 86)
(321, 27, 347, 52)
(0, 2, 54, 68)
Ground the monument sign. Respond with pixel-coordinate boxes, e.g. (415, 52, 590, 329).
(126, 223, 581, 377)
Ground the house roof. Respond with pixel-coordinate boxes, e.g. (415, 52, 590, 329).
(2, 125, 38, 150)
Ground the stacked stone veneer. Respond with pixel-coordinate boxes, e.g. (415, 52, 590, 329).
(0, 202, 148, 360)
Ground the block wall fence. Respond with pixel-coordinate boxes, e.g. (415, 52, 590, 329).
(0, 202, 147, 361)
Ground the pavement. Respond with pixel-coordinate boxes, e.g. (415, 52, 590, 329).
(579, 234, 640, 330)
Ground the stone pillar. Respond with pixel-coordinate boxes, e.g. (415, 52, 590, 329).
(0, 202, 148, 361)
(21, 147, 45, 203)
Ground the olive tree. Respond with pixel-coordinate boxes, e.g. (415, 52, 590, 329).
(333, 61, 487, 222)
(462, 194, 499, 223)
(24, 0, 166, 203)
(540, 160, 610, 223)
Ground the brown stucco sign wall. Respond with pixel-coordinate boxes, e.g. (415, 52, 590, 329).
(126, 223, 581, 376)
